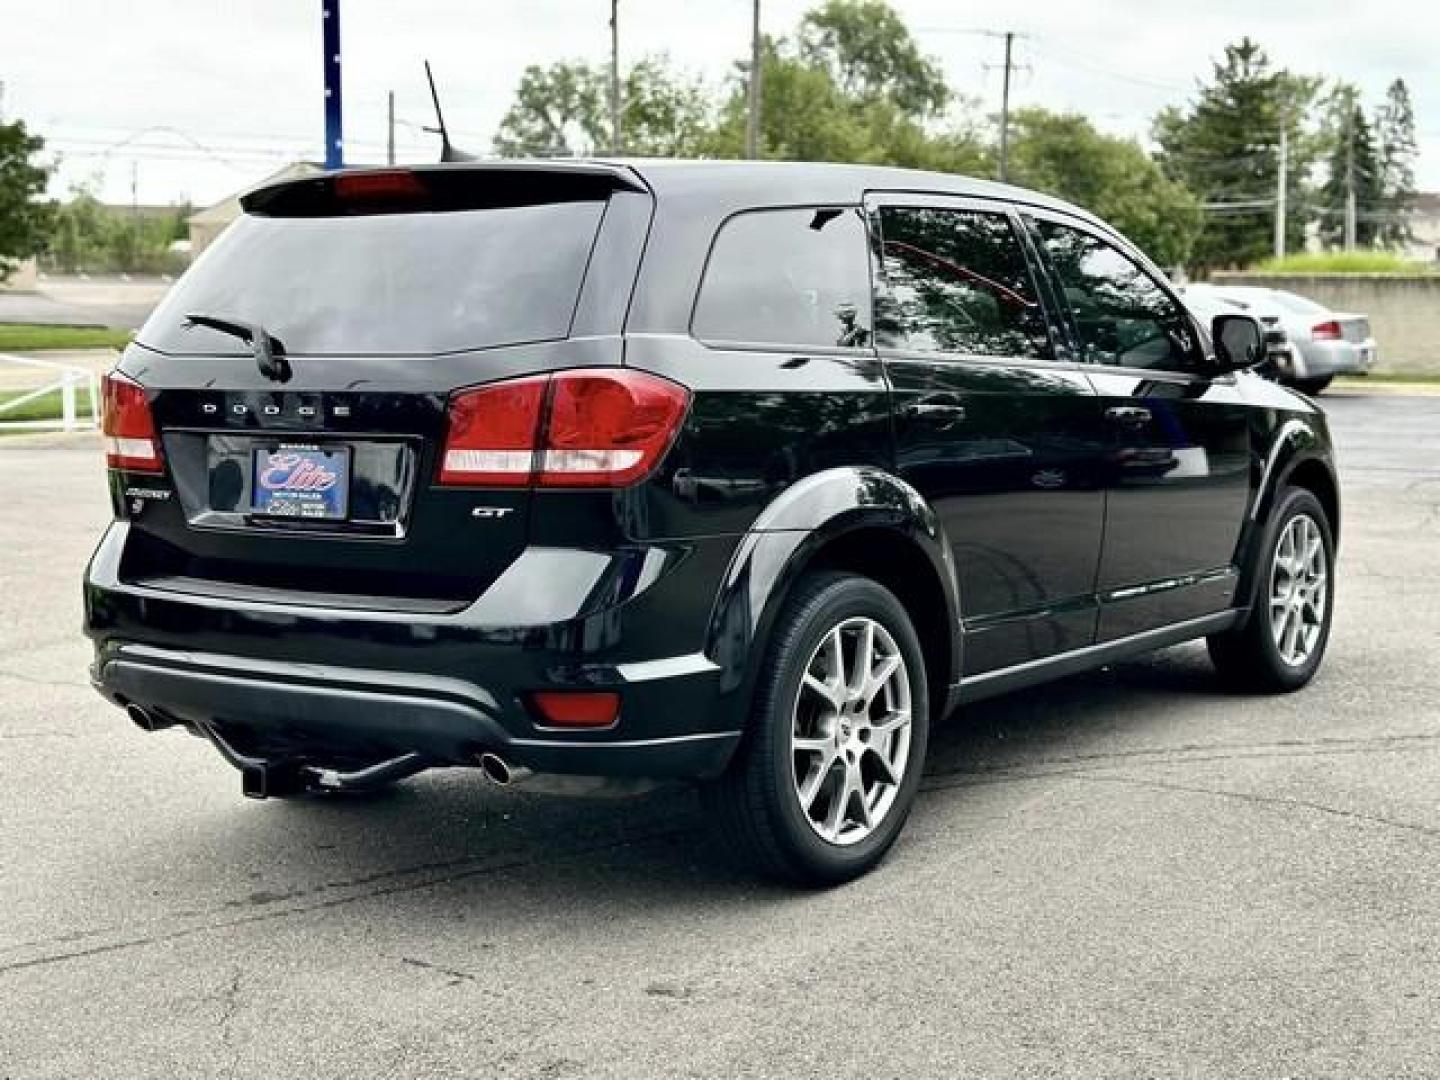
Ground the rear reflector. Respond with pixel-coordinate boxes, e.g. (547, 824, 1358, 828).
(101, 372, 163, 473)
(438, 369, 689, 489)
(530, 691, 621, 729)
(1312, 320, 1342, 341)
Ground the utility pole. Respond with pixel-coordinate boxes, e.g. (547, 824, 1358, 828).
(386, 90, 396, 166)
(609, 0, 622, 154)
(322, 0, 344, 169)
(998, 31, 1015, 182)
(745, 0, 763, 159)
(1344, 107, 1357, 251)
(130, 160, 140, 274)
(1274, 127, 1288, 259)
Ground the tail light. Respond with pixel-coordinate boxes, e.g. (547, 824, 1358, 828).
(101, 372, 163, 473)
(438, 376, 547, 485)
(1312, 320, 1342, 341)
(438, 370, 689, 489)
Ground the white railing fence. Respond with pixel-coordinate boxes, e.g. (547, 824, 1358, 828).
(0, 353, 102, 432)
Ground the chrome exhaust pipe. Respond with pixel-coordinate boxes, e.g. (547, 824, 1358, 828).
(478, 752, 533, 787)
(126, 704, 167, 733)
(477, 751, 664, 798)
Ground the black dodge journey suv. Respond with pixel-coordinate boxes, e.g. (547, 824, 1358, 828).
(87, 160, 1339, 883)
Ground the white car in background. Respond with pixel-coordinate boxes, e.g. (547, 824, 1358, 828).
(1180, 284, 1377, 395)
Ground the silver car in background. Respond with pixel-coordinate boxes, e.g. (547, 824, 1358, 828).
(1180, 284, 1377, 395)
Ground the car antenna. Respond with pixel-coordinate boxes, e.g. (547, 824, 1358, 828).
(422, 61, 478, 162)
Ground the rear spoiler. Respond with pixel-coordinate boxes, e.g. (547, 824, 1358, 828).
(240, 162, 650, 217)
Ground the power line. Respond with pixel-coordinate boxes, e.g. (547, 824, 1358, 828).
(1025, 40, 1192, 94)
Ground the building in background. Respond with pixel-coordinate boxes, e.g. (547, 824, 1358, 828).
(0, 259, 40, 292)
(188, 162, 323, 258)
(1402, 193, 1440, 264)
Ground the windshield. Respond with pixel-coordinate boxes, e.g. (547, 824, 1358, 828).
(138, 200, 606, 356)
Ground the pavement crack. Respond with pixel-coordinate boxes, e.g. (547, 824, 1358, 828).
(0, 667, 89, 690)
(217, 967, 243, 1080)
(218, 967, 242, 1040)
(0, 729, 82, 740)
(1069, 772, 1440, 841)
(922, 732, 1440, 787)
(0, 823, 700, 979)
(400, 955, 479, 987)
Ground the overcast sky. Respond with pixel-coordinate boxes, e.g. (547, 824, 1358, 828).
(4, 0, 1438, 208)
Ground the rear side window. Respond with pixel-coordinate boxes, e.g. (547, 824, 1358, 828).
(692, 207, 872, 349)
(139, 200, 606, 356)
(872, 206, 1050, 359)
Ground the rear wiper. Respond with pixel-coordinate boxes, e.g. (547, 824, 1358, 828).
(184, 313, 291, 383)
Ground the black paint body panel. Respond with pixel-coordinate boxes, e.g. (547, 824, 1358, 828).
(84, 160, 1338, 782)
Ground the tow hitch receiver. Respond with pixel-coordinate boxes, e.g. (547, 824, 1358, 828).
(241, 761, 306, 800)
(235, 750, 433, 799)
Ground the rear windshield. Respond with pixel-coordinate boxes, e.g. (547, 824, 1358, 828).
(138, 200, 606, 356)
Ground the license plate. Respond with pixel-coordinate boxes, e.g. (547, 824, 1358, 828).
(251, 444, 350, 520)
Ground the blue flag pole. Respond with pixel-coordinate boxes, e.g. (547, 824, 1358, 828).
(322, 0, 343, 169)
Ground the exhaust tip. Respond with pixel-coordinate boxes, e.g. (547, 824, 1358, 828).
(478, 752, 512, 786)
(127, 704, 158, 732)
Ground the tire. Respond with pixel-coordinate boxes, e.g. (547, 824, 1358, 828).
(701, 571, 930, 885)
(1208, 487, 1335, 692)
(1293, 375, 1333, 395)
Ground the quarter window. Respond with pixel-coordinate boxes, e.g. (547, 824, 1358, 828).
(1035, 220, 1200, 373)
(872, 206, 1050, 359)
(692, 207, 872, 349)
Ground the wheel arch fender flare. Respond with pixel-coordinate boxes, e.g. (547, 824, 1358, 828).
(702, 467, 963, 721)
(1236, 418, 1339, 607)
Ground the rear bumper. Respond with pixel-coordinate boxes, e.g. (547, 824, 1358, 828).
(85, 522, 746, 780)
(1297, 338, 1377, 377)
(93, 644, 738, 778)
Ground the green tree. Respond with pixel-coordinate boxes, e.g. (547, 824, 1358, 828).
(1153, 38, 1320, 270)
(0, 118, 54, 283)
(1374, 78, 1418, 247)
(493, 55, 711, 157)
(45, 180, 183, 275)
(798, 0, 949, 116)
(703, 12, 987, 174)
(494, 61, 601, 156)
(1008, 109, 1200, 266)
(1317, 86, 1384, 248)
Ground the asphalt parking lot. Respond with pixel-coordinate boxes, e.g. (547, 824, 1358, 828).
(1, 389, 1437, 1079)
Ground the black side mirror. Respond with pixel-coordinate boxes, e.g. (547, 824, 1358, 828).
(1211, 313, 1264, 372)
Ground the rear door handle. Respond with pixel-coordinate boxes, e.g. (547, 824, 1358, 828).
(1105, 405, 1152, 427)
(905, 395, 966, 424)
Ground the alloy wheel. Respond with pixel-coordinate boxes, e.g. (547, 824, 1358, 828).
(790, 616, 912, 846)
(1269, 513, 1328, 667)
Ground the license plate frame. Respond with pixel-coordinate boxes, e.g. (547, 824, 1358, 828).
(250, 443, 352, 521)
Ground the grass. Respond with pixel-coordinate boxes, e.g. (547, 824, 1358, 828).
(0, 387, 95, 423)
(0, 323, 132, 351)
(1252, 252, 1439, 275)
